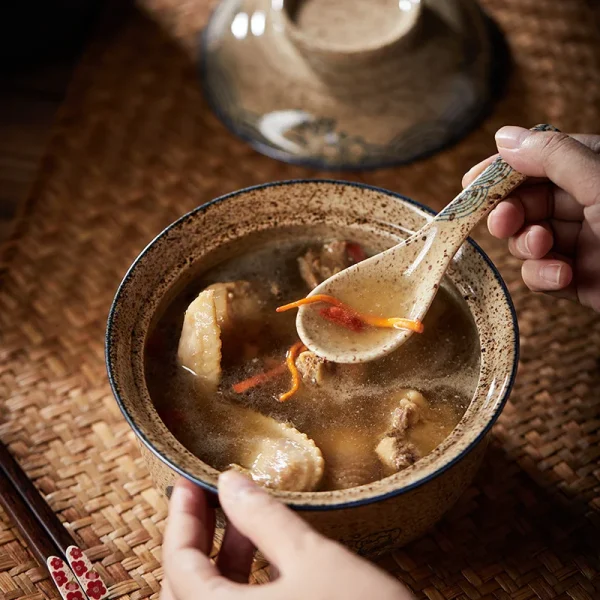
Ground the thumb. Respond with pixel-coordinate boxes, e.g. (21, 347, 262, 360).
(218, 470, 329, 569)
(495, 126, 600, 208)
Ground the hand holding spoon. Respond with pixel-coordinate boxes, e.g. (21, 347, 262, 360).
(293, 124, 559, 363)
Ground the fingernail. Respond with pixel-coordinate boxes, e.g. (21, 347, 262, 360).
(219, 468, 257, 498)
(517, 230, 533, 256)
(169, 481, 196, 513)
(496, 126, 531, 150)
(540, 264, 562, 285)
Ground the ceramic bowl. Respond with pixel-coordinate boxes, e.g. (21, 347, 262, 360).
(201, 0, 500, 169)
(106, 180, 518, 556)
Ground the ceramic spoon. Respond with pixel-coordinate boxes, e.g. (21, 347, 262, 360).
(296, 124, 559, 363)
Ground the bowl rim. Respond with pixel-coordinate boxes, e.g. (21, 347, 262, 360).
(105, 178, 519, 511)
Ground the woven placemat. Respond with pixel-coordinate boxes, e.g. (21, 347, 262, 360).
(1, 1, 600, 598)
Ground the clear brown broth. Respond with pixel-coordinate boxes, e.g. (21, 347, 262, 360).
(145, 238, 481, 491)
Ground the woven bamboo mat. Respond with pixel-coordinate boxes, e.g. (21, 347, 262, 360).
(1, 1, 600, 598)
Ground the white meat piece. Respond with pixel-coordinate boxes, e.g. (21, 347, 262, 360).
(297, 241, 354, 290)
(389, 390, 428, 435)
(205, 281, 263, 335)
(227, 410, 324, 492)
(376, 436, 420, 472)
(296, 351, 331, 386)
(177, 288, 222, 390)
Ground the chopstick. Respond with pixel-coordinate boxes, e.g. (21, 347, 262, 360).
(0, 440, 75, 554)
(0, 471, 60, 566)
(0, 462, 89, 600)
(0, 440, 109, 600)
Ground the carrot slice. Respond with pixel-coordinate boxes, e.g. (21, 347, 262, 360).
(276, 294, 346, 313)
(363, 316, 424, 333)
(276, 294, 424, 334)
(232, 363, 287, 394)
(231, 342, 308, 401)
(279, 341, 306, 402)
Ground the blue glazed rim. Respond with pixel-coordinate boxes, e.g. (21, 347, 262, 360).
(105, 179, 519, 511)
(197, 5, 510, 172)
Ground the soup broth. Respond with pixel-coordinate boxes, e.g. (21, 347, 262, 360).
(145, 237, 480, 492)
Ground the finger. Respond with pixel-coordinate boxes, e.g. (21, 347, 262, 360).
(549, 219, 582, 256)
(522, 251, 578, 302)
(575, 205, 600, 312)
(463, 133, 600, 191)
(486, 183, 583, 236)
(495, 127, 600, 208)
(218, 470, 328, 569)
(462, 155, 547, 189)
(487, 197, 525, 238)
(507, 183, 583, 223)
(521, 258, 574, 292)
(268, 565, 281, 581)
(508, 223, 554, 259)
(569, 133, 600, 153)
(217, 523, 256, 583)
(165, 478, 215, 556)
(160, 579, 176, 600)
(462, 154, 498, 188)
(163, 479, 236, 599)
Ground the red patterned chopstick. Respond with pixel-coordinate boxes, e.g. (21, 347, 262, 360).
(0, 465, 88, 599)
(0, 440, 109, 599)
(48, 548, 109, 600)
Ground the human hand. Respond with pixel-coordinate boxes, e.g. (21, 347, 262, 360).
(462, 126, 600, 312)
(160, 471, 415, 600)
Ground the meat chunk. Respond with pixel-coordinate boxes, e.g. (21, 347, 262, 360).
(177, 289, 222, 390)
(205, 281, 263, 336)
(204, 281, 266, 365)
(295, 351, 332, 386)
(376, 390, 428, 473)
(294, 349, 368, 390)
(389, 390, 427, 435)
(298, 241, 365, 290)
(391, 399, 421, 433)
(298, 250, 323, 290)
(376, 436, 420, 472)
(228, 411, 324, 492)
(177, 280, 264, 388)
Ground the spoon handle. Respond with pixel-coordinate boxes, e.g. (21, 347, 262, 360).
(435, 124, 560, 234)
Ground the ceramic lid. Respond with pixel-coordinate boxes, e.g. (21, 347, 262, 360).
(201, 0, 498, 169)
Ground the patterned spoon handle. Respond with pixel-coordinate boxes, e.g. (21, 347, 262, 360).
(436, 124, 561, 231)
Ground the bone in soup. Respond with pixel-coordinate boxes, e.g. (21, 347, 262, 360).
(145, 238, 480, 492)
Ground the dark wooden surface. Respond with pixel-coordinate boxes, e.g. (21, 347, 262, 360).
(0, 61, 75, 244)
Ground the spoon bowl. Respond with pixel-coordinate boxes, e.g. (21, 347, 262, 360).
(297, 124, 559, 363)
(297, 244, 425, 363)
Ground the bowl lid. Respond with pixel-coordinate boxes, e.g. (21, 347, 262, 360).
(201, 0, 497, 169)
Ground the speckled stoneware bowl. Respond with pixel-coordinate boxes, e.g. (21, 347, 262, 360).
(106, 180, 518, 556)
